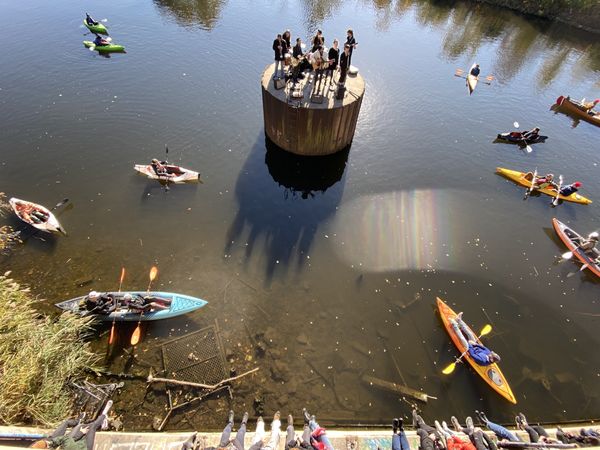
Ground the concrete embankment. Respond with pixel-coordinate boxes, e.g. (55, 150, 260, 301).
(0, 424, 597, 449)
(474, 0, 600, 34)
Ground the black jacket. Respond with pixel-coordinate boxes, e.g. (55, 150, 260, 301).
(328, 47, 339, 69)
(293, 44, 303, 59)
(340, 51, 350, 71)
(273, 38, 285, 60)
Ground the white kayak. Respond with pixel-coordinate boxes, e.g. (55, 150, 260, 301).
(134, 163, 201, 184)
(9, 198, 66, 235)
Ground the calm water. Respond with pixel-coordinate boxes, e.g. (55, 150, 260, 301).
(1, 0, 599, 430)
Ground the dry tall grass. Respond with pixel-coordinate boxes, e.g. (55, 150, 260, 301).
(0, 193, 20, 254)
(0, 274, 99, 426)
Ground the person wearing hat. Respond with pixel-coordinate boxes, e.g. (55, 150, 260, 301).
(450, 312, 501, 367)
(582, 99, 600, 113)
(559, 181, 582, 197)
(534, 173, 558, 190)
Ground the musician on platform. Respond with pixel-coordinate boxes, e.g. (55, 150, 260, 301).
(339, 44, 350, 86)
(282, 30, 292, 49)
(326, 39, 339, 86)
(311, 30, 324, 52)
(273, 33, 286, 79)
(310, 45, 328, 93)
(345, 29, 357, 67)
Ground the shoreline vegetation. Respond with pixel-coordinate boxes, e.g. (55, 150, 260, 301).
(0, 273, 99, 426)
(475, 0, 600, 34)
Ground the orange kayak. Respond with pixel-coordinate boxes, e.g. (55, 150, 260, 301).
(436, 297, 517, 404)
(552, 218, 600, 279)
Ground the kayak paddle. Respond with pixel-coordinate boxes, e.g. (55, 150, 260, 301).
(442, 324, 492, 375)
(513, 123, 532, 153)
(552, 175, 563, 207)
(561, 251, 573, 260)
(524, 168, 537, 200)
(109, 267, 125, 345)
(130, 266, 158, 346)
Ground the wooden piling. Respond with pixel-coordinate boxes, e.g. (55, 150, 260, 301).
(261, 63, 365, 156)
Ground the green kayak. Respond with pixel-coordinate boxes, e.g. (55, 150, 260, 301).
(83, 19, 108, 34)
(83, 40, 125, 53)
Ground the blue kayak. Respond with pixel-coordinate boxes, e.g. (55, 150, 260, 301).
(55, 291, 207, 322)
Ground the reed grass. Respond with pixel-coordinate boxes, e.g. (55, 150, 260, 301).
(0, 193, 20, 254)
(0, 274, 99, 426)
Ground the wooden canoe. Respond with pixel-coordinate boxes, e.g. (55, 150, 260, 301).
(134, 163, 201, 183)
(495, 167, 592, 205)
(552, 218, 600, 279)
(56, 291, 208, 321)
(555, 96, 600, 127)
(9, 197, 66, 235)
(437, 297, 517, 404)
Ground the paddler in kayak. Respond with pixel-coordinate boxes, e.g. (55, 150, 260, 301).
(84, 291, 116, 315)
(522, 127, 541, 140)
(559, 181, 582, 197)
(122, 293, 172, 312)
(93, 33, 111, 47)
(450, 313, 501, 366)
(469, 64, 480, 77)
(579, 231, 599, 254)
(85, 13, 99, 26)
(582, 99, 600, 113)
(523, 172, 558, 191)
(151, 158, 171, 177)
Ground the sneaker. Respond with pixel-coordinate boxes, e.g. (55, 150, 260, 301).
(101, 400, 113, 417)
(451, 416, 462, 432)
(442, 421, 454, 435)
(515, 415, 523, 430)
(302, 408, 311, 424)
(274, 411, 281, 421)
(288, 414, 294, 427)
(228, 410, 234, 424)
(456, 312, 464, 321)
(257, 416, 264, 424)
(241, 412, 249, 425)
(393, 418, 400, 433)
(466, 417, 474, 433)
(397, 417, 404, 431)
(518, 413, 528, 426)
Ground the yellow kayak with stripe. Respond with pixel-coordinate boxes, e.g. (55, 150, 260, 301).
(437, 297, 517, 404)
(496, 167, 592, 205)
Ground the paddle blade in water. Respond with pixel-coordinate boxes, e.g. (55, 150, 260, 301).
(480, 324, 492, 336)
(526, 145, 533, 153)
(562, 251, 573, 260)
(130, 326, 141, 346)
(101, 18, 108, 22)
(579, 263, 589, 272)
(513, 121, 519, 128)
(109, 322, 116, 344)
(442, 362, 456, 375)
(118, 267, 126, 292)
(150, 266, 158, 281)
(89, 46, 96, 51)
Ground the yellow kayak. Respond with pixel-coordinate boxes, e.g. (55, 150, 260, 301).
(496, 167, 592, 205)
(437, 297, 517, 404)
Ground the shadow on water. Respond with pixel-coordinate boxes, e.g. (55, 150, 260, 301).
(225, 135, 348, 285)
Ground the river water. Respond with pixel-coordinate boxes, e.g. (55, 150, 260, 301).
(1, 0, 599, 430)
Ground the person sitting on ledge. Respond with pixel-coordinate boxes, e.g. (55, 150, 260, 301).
(451, 416, 497, 450)
(475, 411, 520, 443)
(514, 412, 560, 444)
(392, 417, 411, 450)
(412, 409, 445, 450)
(183, 410, 250, 450)
(249, 412, 281, 450)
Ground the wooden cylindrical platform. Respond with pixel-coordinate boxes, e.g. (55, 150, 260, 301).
(261, 63, 365, 156)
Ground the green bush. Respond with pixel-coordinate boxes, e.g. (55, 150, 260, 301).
(0, 274, 99, 426)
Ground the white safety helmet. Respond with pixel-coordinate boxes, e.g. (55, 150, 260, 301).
(88, 291, 99, 299)
(123, 293, 132, 301)
(589, 232, 599, 240)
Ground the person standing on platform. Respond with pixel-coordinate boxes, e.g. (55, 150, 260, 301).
(273, 34, 286, 79)
(339, 44, 350, 86)
(311, 29, 324, 52)
(326, 39, 339, 86)
(282, 30, 291, 50)
(345, 29, 357, 67)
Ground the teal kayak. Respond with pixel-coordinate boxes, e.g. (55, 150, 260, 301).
(83, 40, 125, 53)
(55, 291, 208, 321)
(83, 19, 108, 34)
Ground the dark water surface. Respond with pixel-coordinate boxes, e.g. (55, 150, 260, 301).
(1, 0, 599, 429)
